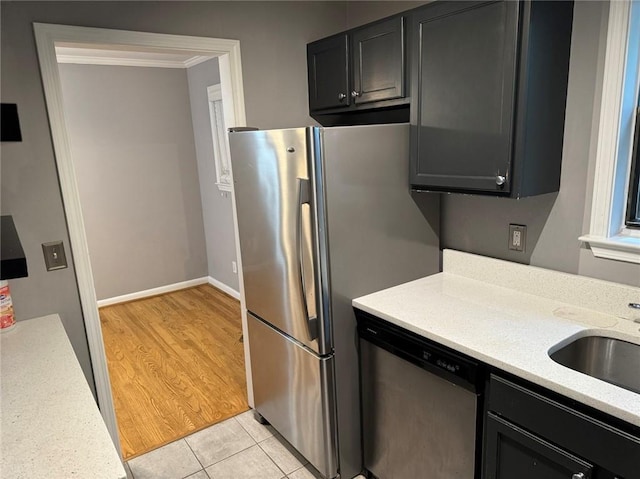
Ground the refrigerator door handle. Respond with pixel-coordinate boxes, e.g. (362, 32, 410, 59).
(297, 177, 318, 342)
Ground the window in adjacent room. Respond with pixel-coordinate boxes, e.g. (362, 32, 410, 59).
(207, 84, 232, 192)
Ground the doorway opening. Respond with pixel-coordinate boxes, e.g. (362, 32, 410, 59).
(34, 23, 253, 459)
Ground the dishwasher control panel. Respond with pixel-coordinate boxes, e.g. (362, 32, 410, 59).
(356, 308, 485, 393)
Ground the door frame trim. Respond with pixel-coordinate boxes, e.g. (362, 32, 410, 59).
(33, 22, 251, 453)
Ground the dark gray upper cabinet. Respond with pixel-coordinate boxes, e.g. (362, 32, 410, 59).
(410, 1, 574, 197)
(307, 34, 350, 111)
(307, 16, 409, 125)
(351, 16, 405, 105)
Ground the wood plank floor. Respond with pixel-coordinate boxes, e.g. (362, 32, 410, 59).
(99, 284, 249, 460)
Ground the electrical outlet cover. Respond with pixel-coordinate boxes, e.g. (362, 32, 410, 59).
(509, 224, 526, 252)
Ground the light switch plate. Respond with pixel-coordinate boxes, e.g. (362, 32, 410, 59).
(42, 241, 68, 271)
(508, 224, 526, 252)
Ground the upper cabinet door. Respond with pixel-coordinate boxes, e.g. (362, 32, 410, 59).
(410, 1, 519, 194)
(351, 16, 405, 105)
(307, 34, 350, 111)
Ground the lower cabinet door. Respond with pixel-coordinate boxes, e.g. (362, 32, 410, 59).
(483, 412, 594, 479)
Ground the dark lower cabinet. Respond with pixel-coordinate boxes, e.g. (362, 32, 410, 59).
(484, 374, 640, 479)
(484, 412, 593, 479)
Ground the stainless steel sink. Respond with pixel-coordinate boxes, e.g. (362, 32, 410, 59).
(549, 336, 640, 395)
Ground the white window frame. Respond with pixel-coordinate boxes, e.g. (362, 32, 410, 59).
(580, 0, 640, 264)
(207, 84, 232, 192)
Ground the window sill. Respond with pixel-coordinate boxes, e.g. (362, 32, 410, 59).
(579, 233, 640, 264)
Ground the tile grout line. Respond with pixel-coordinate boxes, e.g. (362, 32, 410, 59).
(129, 438, 206, 479)
(183, 416, 257, 471)
(257, 433, 311, 470)
(182, 437, 207, 478)
(192, 418, 261, 473)
(133, 413, 293, 478)
(235, 410, 276, 442)
(202, 441, 263, 471)
(125, 461, 136, 479)
(234, 412, 303, 477)
(256, 437, 289, 478)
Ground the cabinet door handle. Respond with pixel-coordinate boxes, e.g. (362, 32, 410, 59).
(572, 474, 585, 479)
(338, 93, 347, 101)
(496, 175, 506, 186)
(351, 90, 361, 98)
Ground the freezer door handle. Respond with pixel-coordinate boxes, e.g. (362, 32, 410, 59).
(297, 177, 318, 341)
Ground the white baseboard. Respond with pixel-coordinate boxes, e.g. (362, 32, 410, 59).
(208, 276, 240, 300)
(97, 277, 209, 307)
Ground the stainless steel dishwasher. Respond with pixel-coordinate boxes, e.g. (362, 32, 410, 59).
(356, 309, 485, 479)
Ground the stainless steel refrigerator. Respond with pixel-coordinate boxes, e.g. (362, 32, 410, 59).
(229, 124, 440, 479)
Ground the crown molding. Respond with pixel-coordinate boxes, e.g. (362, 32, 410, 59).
(56, 48, 215, 69)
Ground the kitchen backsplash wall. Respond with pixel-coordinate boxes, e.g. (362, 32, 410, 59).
(441, 1, 640, 288)
(59, 63, 209, 301)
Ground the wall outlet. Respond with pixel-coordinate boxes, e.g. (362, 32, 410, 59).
(232, 261, 237, 274)
(42, 241, 68, 271)
(508, 224, 526, 252)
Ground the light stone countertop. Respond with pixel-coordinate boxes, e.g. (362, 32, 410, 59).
(353, 249, 640, 428)
(0, 314, 126, 479)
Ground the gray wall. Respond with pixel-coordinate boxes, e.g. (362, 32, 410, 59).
(345, 1, 427, 28)
(441, 1, 640, 288)
(0, 1, 347, 395)
(186, 58, 240, 292)
(58, 63, 208, 300)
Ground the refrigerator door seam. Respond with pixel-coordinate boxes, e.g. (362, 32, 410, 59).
(307, 127, 341, 477)
(248, 311, 331, 359)
(307, 127, 334, 354)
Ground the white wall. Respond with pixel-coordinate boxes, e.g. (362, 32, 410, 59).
(58, 63, 208, 300)
(186, 58, 240, 293)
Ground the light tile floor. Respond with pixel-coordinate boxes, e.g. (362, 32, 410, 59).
(125, 410, 334, 479)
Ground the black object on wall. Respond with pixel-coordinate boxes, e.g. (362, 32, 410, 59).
(1, 103, 23, 142)
(1, 216, 28, 279)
